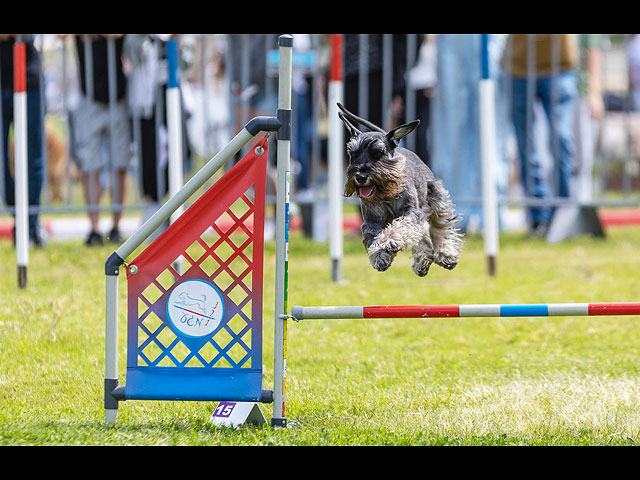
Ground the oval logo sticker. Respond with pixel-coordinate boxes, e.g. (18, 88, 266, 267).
(166, 279, 225, 338)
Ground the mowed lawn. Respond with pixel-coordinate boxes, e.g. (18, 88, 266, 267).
(1, 221, 640, 445)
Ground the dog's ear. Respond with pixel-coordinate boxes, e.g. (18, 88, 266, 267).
(386, 120, 420, 147)
(338, 112, 362, 138)
(337, 102, 385, 133)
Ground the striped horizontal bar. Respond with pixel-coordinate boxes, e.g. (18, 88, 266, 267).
(291, 303, 640, 320)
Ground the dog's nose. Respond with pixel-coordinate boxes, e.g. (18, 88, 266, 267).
(355, 173, 368, 185)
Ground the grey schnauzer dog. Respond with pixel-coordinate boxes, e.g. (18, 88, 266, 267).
(338, 102, 463, 276)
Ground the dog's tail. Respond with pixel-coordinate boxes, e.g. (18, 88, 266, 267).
(337, 102, 385, 133)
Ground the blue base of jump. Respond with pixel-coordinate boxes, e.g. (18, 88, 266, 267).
(123, 367, 264, 402)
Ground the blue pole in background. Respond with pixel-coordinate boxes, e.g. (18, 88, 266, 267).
(167, 39, 179, 88)
(481, 33, 490, 80)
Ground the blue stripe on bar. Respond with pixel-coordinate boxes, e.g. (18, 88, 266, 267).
(500, 304, 549, 316)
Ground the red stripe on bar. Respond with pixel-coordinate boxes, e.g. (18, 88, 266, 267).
(13, 42, 26, 93)
(329, 34, 343, 82)
(588, 303, 640, 316)
(363, 305, 460, 318)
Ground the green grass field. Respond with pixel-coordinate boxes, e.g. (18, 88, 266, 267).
(1, 223, 640, 445)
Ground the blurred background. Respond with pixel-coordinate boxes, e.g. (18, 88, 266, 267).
(1, 34, 638, 247)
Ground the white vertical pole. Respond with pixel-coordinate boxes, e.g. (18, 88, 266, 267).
(13, 40, 28, 288)
(479, 34, 499, 276)
(272, 34, 292, 428)
(166, 39, 184, 275)
(166, 39, 184, 225)
(328, 34, 344, 283)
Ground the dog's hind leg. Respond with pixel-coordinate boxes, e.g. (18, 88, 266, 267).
(426, 182, 463, 270)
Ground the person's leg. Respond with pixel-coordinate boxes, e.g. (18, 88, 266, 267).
(107, 168, 127, 242)
(140, 115, 160, 202)
(510, 76, 549, 228)
(26, 87, 45, 245)
(81, 169, 104, 244)
(1, 89, 14, 211)
(107, 101, 132, 242)
(72, 97, 105, 244)
(293, 87, 312, 191)
(539, 70, 577, 200)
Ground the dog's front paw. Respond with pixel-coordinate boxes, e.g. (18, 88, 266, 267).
(369, 248, 395, 272)
(412, 257, 432, 277)
(376, 236, 403, 255)
(434, 252, 459, 270)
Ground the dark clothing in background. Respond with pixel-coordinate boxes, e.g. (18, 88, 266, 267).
(74, 35, 127, 104)
(343, 34, 429, 164)
(0, 35, 40, 90)
(343, 34, 418, 128)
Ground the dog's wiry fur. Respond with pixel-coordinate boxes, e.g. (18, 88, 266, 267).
(338, 103, 463, 276)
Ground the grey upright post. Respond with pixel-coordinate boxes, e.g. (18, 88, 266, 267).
(272, 34, 292, 428)
(104, 271, 119, 424)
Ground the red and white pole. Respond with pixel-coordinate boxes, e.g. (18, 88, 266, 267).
(13, 40, 28, 288)
(328, 34, 344, 283)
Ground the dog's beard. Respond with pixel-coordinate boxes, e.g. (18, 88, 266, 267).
(344, 156, 406, 202)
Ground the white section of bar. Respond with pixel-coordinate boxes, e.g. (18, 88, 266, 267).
(547, 303, 589, 316)
(296, 306, 364, 319)
(459, 304, 501, 317)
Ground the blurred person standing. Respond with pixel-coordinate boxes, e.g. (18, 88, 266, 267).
(0, 34, 47, 247)
(405, 34, 437, 166)
(291, 33, 313, 192)
(431, 34, 509, 234)
(502, 34, 579, 237)
(227, 34, 278, 165)
(343, 34, 413, 134)
(123, 34, 169, 233)
(627, 34, 640, 111)
(68, 34, 131, 246)
(122, 34, 195, 238)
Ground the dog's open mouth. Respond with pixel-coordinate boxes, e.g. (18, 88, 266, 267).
(358, 186, 375, 198)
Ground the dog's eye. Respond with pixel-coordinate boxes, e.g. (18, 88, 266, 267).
(346, 147, 360, 162)
(368, 140, 386, 159)
(368, 147, 384, 159)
